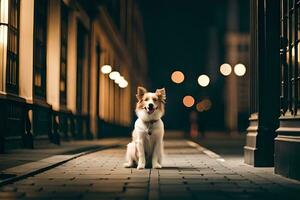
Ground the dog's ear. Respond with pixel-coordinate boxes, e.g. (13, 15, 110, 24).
(156, 88, 166, 103)
(136, 86, 147, 100)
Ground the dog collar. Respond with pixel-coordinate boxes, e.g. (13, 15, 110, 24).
(148, 119, 158, 124)
(144, 119, 159, 135)
(144, 119, 158, 125)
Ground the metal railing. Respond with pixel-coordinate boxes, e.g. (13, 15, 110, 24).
(280, 0, 300, 116)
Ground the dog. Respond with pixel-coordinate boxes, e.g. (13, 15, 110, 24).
(124, 86, 166, 169)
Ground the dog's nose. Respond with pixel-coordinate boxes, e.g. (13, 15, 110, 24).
(148, 103, 154, 109)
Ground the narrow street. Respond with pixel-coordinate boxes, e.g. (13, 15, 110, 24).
(0, 1, 300, 199)
(1, 138, 299, 200)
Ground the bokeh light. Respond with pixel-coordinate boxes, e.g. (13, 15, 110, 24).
(101, 64, 112, 74)
(234, 64, 246, 76)
(220, 63, 232, 76)
(183, 95, 195, 107)
(196, 99, 212, 112)
(196, 102, 205, 112)
(202, 99, 212, 110)
(119, 79, 128, 88)
(197, 74, 210, 87)
(171, 71, 185, 84)
(115, 76, 124, 84)
(109, 71, 120, 80)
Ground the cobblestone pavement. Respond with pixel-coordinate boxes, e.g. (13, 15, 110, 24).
(0, 139, 300, 200)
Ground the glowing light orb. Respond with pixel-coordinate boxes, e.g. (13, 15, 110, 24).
(202, 99, 212, 110)
(197, 74, 210, 87)
(115, 76, 124, 84)
(220, 63, 232, 76)
(101, 65, 112, 74)
(119, 79, 128, 88)
(109, 71, 120, 80)
(171, 71, 185, 84)
(234, 64, 246, 76)
(183, 95, 195, 108)
(196, 102, 205, 112)
(196, 99, 212, 112)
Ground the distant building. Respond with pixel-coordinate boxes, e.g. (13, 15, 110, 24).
(0, 0, 148, 152)
(224, 0, 250, 133)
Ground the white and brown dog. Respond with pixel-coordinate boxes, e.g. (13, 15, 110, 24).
(124, 86, 166, 169)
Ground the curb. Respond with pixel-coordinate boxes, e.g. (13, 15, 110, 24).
(0, 144, 119, 187)
(186, 140, 224, 161)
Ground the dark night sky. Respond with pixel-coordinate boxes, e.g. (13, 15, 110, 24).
(138, 0, 249, 130)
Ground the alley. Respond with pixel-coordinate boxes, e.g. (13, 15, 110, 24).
(0, 139, 299, 200)
(1, 1, 300, 199)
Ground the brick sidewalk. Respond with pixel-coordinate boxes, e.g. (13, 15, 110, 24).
(0, 139, 127, 171)
(0, 139, 300, 200)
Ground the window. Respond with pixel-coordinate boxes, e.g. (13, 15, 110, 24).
(76, 21, 86, 113)
(5, 0, 19, 93)
(33, 0, 47, 99)
(96, 43, 101, 116)
(60, 2, 68, 106)
(280, 0, 300, 115)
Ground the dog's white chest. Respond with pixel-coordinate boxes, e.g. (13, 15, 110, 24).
(145, 123, 154, 135)
(135, 119, 163, 135)
(133, 119, 164, 155)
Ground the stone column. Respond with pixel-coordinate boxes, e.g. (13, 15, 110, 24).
(244, 0, 280, 167)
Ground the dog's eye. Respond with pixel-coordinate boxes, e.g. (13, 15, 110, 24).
(144, 98, 149, 101)
(153, 98, 157, 101)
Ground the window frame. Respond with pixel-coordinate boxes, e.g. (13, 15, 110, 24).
(5, 0, 20, 94)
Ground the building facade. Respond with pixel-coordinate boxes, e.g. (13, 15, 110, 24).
(245, 0, 300, 181)
(0, 0, 148, 152)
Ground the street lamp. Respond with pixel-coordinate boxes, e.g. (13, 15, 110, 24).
(114, 75, 124, 84)
(171, 70, 184, 84)
(234, 64, 246, 76)
(220, 63, 232, 76)
(0, 0, 8, 91)
(109, 71, 128, 88)
(119, 79, 128, 88)
(197, 74, 210, 87)
(109, 71, 120, 80)
(101, 64, 112, 74)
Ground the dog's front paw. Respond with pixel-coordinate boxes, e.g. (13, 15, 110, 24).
(137, 161, 145, 170)
(152, 163, 162, 169)
(137, 163, 145, 170)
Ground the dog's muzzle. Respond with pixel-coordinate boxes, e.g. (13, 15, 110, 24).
(145, 103, 156, 114)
